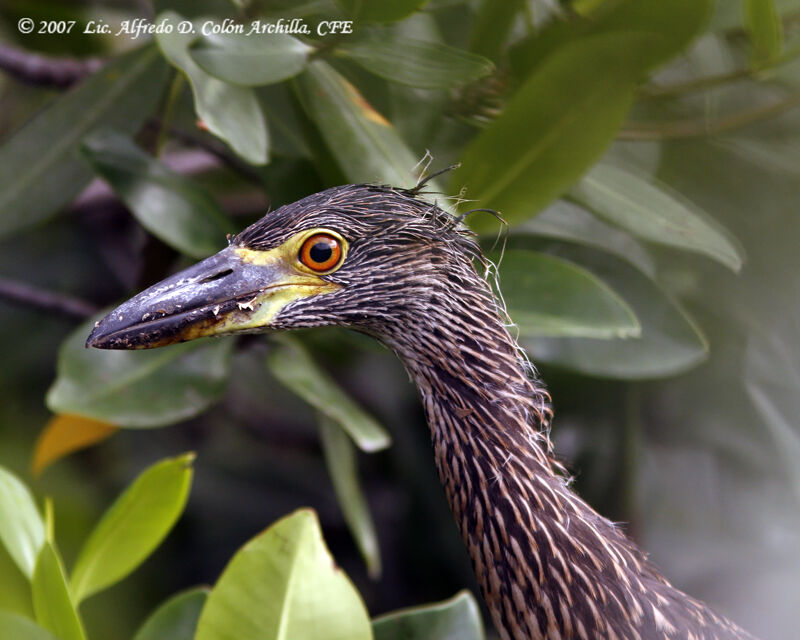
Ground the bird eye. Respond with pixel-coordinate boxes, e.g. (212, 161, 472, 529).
(299, 233, 343, 272)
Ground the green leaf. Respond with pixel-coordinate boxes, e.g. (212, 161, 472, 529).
(190, 32, 313, 86)
(453, 33, 648, 232)
(46, 315, 234, 428)
(516, 200, 656, 276)
(0, 612, 59, 640)
(266, 336, 391, 452)
(744, 0, 783, 67)
(70, 453, 195, 603)
(468, 0, 524, 61)
(80, 131, 233, 259)
(569, 163, 744, 272)
(134, 588, 208, 640)
(496, 249, 639, 339)
(0, 45, 168, 239)
(155, 11, 268, 165)
(373, 590, 484, 640)
(195, 509, 372, 640)
(0, 466, 45, 580)
(294, 60, 424, 188)
(318, 415, 381, 578)
(336, 0, 427, 23)
(32, 543, 86, 640)
(337, 37, 494, 89)
(524, 247, 708, 379)
(512, 0, 713, 80)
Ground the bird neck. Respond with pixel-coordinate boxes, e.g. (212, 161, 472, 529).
(381, 266, 748, 640)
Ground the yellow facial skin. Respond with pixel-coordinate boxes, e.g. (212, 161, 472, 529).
(197, 228, 348, 336)
(85, 229, 349, 350)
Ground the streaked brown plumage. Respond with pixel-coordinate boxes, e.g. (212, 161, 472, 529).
(89, 183, 757, 640)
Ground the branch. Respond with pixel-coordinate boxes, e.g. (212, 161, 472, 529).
(0, 277, 98, 319)
(0, 42, 102, 89)
(618, 90, 800, 140)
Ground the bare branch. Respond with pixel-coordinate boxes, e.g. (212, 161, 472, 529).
(0, 277, 98, 319)
(0, 42, 102, 89)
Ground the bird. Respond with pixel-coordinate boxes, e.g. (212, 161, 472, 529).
(87, 182, 756, 640)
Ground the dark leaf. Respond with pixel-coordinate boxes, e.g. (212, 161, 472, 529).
(0, 46, 168, 239)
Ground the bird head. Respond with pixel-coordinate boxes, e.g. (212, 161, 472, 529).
(86, 183, 483, 350)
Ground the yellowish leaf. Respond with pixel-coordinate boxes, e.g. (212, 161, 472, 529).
(32, 415, 118, 477)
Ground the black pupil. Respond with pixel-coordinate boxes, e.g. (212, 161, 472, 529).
(309, 240, 333, 264)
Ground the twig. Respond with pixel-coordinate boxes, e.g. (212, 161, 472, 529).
(145, 118, 265, 185)
(618, 90, 800, 140)
(0, 43, 102, 89)
(0, 277, 97, 319)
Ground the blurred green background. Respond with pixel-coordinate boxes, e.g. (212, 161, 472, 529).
(1, 1, 799, 639)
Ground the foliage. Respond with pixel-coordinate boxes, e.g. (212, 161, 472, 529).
(0, 459, 482, 640)
(1, 0, 799, 638)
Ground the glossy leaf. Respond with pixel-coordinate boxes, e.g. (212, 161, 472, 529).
(81, 131, 233, 258)
(190, 32, 313, 86)
(70, 453, 195, 603)
(453, 33, 648, 231)
(337, 37, 494, 89)
(33, 415, 118, 477)
(511, 0, 713, 80)
(156, 11, 268, 165)
(745, 0, 783, 66)
(0, 465, 45, 580)
(32, 543, 86, 640)
(266, 336, 391, 452)
(134, 588, 208, 640)
(47, 315, 234, 428)
(0, 45, 168, 239)
(524, 247, 708, 378)
(517, 200, 656, 277)
(319, 415, 381, 578)
(373, 590, 484, 640)
(570, 163, 743, 272)
(0, 612, 59, 640)
(496, 250, 639, 339)
(294, 60, 424, 188)
(336, 0, 426, 23)
(195, 509, 372, 640)
(468, 0, 524, 61)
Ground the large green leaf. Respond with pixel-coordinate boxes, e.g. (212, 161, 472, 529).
(266, 336, 391, 452)
(294, 60, 423, 188)
(190, 32, 313, 86)
(517, 200, 656, 276)
(32, 543, 86, 640)
(0, 45, 168, 239)
(318, 415, 381, 578)
(373, 591, 484, 640)
(0, 466, 44, 580)
(512, 0, 713, 80)
(336, 0, 426, 23)
(70, 453, 194, 603)
(496, 249, 639, 339)
(744, 0, 783, 67)
(134, 588, 208, 640)
(195, 509, 372, 640)
(337, 37, 494, 89)
(47, 315, 233, 428)
(569, 163, 744, 272)
(155, 12, 268, 165)
(80, 131, 233, 259)
(0, 612, 59, 640)
(453, 33, 648, 231)
(523, 246, 708, 379)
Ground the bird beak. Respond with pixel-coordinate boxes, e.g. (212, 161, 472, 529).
(86, 245, 340, 350)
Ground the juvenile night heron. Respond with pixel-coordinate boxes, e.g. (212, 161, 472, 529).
(88, 184, 755, 640)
